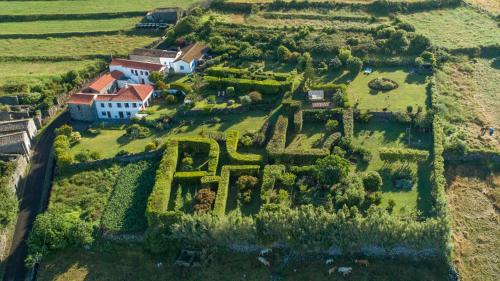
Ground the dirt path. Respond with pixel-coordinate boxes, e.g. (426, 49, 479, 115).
(2, 112, 69, 281)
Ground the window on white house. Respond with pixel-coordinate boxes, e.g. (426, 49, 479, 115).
(117, 103, 122, 108)
(140, 71, 143, 75)
(125, 103, 129, 108)
(108, 103, 112, 108)
(77, 105, 81, 110)
(127, 112, 131, 116)
(101, 112, 106, 116)
(145, 71, 149, 76)
(132, 103, 137, 107)
(100, 103, 105, 108)
(180, 65, 184, 70)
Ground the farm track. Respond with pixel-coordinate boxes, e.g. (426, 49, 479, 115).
(2, 112, 70, 281)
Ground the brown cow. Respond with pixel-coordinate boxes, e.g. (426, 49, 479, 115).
(355, 259, 369, 266)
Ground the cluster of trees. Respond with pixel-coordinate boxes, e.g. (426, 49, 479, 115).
(0, 161, 18, 232)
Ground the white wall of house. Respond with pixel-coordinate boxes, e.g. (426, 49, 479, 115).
(173, 60, 195, 74)
(109, 65, 164, 85)
(95, 97, 152, 119)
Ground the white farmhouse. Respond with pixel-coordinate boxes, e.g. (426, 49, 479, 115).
(172, 42, 207, 74)
(109, 59, 165, 85)
(95, 84, 154, 119)
(130, 48, 182, 68)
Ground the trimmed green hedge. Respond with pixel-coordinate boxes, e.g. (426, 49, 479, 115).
(205, 66, 251, 78)
(342, 108, 354, 138)
(200, 175, 220, 185)
(293, 110, 303, 133)
(379, 148, 429, 163)
(170, 82, 193, 94)
(310, 83, 347, 93)
(260, 165, 285, 204)
(172, 136, 220, 175)
(323, 132, 342, 151)
(302, 108, 342, 122)
(226, 130, 263, 164)
(213, 165, 260, 216)
(205, 75, 291, 95)
(266, 115, 329, 164)
(145, 140, 178, 226)
(174, 171, 210, 181)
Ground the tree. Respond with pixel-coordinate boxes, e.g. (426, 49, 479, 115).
(346, 56, 363, 73)
(315, 155, 350, 185)
(386, 30, 409, 52)
(362, 171, 383, 192)
(149, 72, 164, 84)
(55, 124, 73, 137)
(409, 34, 431, 54)
(194, 188, 216, 214)
(237, 175, 258, 191)
(174, 16, 200, 36)
(239, 95, 252, 106)
(329, 56, 343, 70)
(338, 47, 352, 63)
(280, 173, 296, 188)
(248, 91, 262, 103)
(277, 45, 292, 62)
(325, 119, 339, 133)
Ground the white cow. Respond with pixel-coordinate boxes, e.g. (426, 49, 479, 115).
(257, 256, 270, 267)
(338, 267, 353, 276)
(325, 258, 334, 265)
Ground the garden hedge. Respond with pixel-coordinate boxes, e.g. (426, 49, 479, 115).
(204, 75, 291, 95)
(379, 148, 429, 163)
(323, 132, 342, 151)
(260, 165, 285, 204)
(213, 165, 260, 216)
(145, 139, 178, 226)
(293, 110, 303, 133)
(205, 66, 251, 78)
(226, 130, 263, 164)
(302, 108, 342, 122)
(172, 136, 220, 175)
(342, 108, 354, 138)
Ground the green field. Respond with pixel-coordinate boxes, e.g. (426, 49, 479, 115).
(0, 0, 198, 15)
(347, 68, 429, 112)
(400, 7, 500, 49)
(0, 17, 143, 35)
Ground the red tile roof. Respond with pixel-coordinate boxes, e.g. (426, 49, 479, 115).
(87, 70, 124, 92)
(110, 58, 164, 71)
(67, 93, 96, 105)
(95, 84, 153, 102)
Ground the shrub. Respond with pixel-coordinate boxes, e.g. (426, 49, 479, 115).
(261, 165, 285, 204)
(237, 175, 258, 191)
(126, 124, 150, 139)
(55, 124, 73, 137)
(248, 91, 262, 103)
(368, 77, 399, 91)
(54, 135, 73, 167)
(363, 171, 383, 192)
(166, 95, 177, 104)
(379, 148, 429, 163)
(239, 95, 252, 105)
(315, 154, 351, 185)
(280, 172, 296, 188)
(325, 119, 339, 133)
(346, 56, 363, 73)
(194, 188, 216, 214)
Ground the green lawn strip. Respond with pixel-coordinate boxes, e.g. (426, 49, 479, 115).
(286, 121, 327, 150)
(101, 160, 157, 233)
(48, 164, 121, 224)
(352, 119, 432, 215)
(400, 6, 500, 49)
(346, 67, 429, 112)
(0, 17, 143, 35)
(0, 0, 198, 15)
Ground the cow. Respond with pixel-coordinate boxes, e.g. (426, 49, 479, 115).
(325, 258, 334, 265)
(257, 256, 270, 267)
(338, 267, 353, 276)
(328, 266, 337, 275)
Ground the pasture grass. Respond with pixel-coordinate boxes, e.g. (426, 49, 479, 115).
(0, 0, 199, 15)
(345, 67, 429, 112)
(37, 243, 448, 281)
(0, 60, 103, 90)
(0, 17, 143, 35)
(352, 119, 433, 215)
(446, 164, 500, 281)
(400, 7, 500, 49)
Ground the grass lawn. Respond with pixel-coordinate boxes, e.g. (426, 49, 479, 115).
(400, 7, 500, 49)
(346, 67, 429, 112)
(0, 0, 199, 15)
(0, 32, 159, 57)
(70, 128, 158, 159)
(286, 121, 327, 150)
(143, 101, 177, 120)
(37, 243, 448, 281)
(0, 17, 143, 35)
(352, 119, 433, 215)
(0, 60, 102, 90)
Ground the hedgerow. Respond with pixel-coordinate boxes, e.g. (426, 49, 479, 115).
(225, 130, 263, 164)
(302, 108, 342, 122)
(342, 108, 354, 138)
(145, 140, 178, 226)
(293, 110, 303, 133)
(174, 171, 211, 181)
(204, 75, 291, 95)
(205, 66, 251, 78)
(260, 165, 285, 204)
(323, 132, 342, 151)
(172, 136, 220, 175)
(266, 115, 288, 157)
(213, 165, 260, 216)
(379, 148, 430, 163)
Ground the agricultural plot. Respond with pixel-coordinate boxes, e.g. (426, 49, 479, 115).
(400, 7, 500, 49)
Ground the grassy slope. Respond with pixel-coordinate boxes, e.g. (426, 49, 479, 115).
(352, 119, 433, 215)
(0, 17, 143, 35)
(0, 0, 198, 15)
(446, 164, 500, 281)
(37, 244, 448, 281)
(347, 68, 429, 112)
(400, 7, 500, 49)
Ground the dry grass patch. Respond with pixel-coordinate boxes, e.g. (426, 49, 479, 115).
(446, 165, 500, 281)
